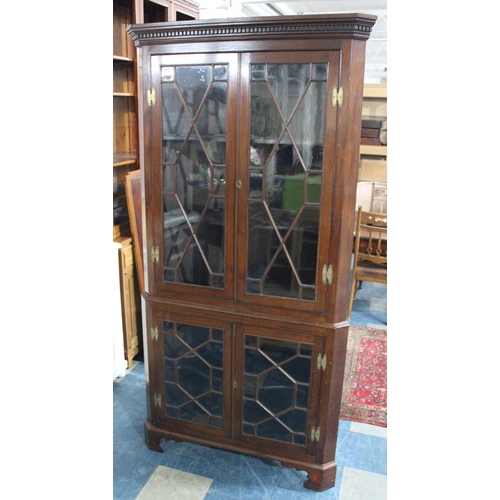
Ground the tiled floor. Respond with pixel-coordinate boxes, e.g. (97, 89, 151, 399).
(113, 282, 387, 500)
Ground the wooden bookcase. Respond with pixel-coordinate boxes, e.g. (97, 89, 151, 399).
(113, 0, 138, 240)
(113, 0, 199, 368)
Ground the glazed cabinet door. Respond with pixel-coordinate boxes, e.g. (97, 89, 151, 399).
(147, 53, 239, 300)
(233, 324, 324, 458)
(148, 306, 233, 439)
(236, 51, 341, 314)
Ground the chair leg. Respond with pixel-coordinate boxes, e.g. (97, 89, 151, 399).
(348, 274, 357, 318)
(357, 280, 363, 290)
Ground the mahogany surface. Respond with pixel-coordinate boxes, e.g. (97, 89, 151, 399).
(128, 14, 376, 492)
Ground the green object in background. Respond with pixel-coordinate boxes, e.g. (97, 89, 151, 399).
(281, 174, 322, 211)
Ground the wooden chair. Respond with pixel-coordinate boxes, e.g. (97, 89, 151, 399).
(348, 206, 387, 318)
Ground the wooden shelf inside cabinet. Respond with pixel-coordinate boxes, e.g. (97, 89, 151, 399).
(113, 97, 138, 163)
(114, 222, 131, 240)
(113, 48, 138, 161)
(141, 0, 199, 23)
(171, 0, 199, 21)
(360, 144, 387, 156)
(363, 83, 387, 99)
(361, 83, 387, 158)
(142, 0, 170, 23)
(114, 153, 138, 168)
(113, 55, 134, 63)
(114, 0, 136, 59)
(113, 59, 136, 95)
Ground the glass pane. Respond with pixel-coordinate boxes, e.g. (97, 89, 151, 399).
(250, 82, 282, 142)
(246, 189, 321, 299)
(288, 82, 326, 171)
(161, 64, 228, 289)
(162, 86, 192, 136)
(214, 65, 228, 80)
(196, 82, 227, 159)
(176, 66, 213, 118)
(247, 63, 326, 301)
(161, 66, 175, 82)
(251, 64, 265, 80)
(268, 64, 310, 122)
(312, 63, 327, 80)
(242, 335, 313, 446)
(163, 321, 225, 428)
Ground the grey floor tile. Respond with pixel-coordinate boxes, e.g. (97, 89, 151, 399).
(136, 465, 212, 500)
(350, 422, 387, 438)
(338, 467, 386, 500)
(370, 297, 387, 312)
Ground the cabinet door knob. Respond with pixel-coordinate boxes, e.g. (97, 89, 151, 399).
(237, 180, 242, 189)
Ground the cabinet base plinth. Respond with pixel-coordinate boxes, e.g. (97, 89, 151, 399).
(280, 458, 336, 492)
(145, 421, 165, 452)
(302, 464, 337, 492)
(143, 420, 337, 491)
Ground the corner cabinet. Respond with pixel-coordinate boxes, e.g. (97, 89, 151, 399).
(127, 14, 376, 492)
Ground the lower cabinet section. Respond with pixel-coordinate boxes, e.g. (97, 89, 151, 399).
(236, 324, 322, 458)
(154, 314, 230, 440)
(144, 300, 346, 492)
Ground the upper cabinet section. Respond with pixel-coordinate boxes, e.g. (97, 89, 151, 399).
(150, 53, 239, 301)
(236, 51, 340, 313)
(128, 14, 377, 322)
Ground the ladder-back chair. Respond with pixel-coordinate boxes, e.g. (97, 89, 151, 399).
(348, 206, 387, 318)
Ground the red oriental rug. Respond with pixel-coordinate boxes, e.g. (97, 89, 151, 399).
(340, 326, 387, 427)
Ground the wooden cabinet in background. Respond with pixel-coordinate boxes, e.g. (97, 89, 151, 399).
(360, 83, 387, 159)
(116, 237, 140, 368)
(140, 0, 199, 23)
(114, 0, 139, 236)
(128, 13, 376, 491)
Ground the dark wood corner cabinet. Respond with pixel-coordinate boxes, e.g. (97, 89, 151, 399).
(127, 14, 376, 492)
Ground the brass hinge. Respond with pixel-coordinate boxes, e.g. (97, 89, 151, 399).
(150, 326, 159, 341)
(322, 264, 333, 285)
(154, 393, 162, 408)
(311, 426, 321, 442)
(147, 88, 156, 106)
(332, 86, 343, 107)
(151, 246, 159, 264)
(317, 353, 327, 371)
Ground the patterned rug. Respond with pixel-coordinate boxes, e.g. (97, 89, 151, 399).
(340, 326, 387, 427)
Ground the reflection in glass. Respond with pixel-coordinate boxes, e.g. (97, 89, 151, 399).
(163, 321, 224, 429)
(243, 335, 312, 446)
(246, 62, 327, 301)
(161, 66, 175, 82)
(268, 64, 310, 121)
(214, 65, 228, 80)
(161, 65, 228, 288)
